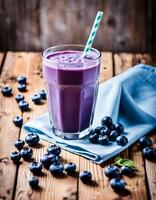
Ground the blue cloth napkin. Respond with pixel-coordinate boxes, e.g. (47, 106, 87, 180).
(23, 64, 156, 164)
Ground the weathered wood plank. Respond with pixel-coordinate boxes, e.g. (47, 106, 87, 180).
(14, 53, 79, 200)
(0, 52, 27, 199)
(0, 53, 4, 68)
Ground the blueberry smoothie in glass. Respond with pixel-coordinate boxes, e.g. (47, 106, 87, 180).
(42, 45, 101, 139)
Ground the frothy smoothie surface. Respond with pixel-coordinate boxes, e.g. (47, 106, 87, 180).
(46, 50, 98, 68)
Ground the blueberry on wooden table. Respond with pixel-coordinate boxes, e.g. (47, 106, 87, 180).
(15, 94, 24, 103)
(49, 164, 64, 176)
(10, 151, 21, 163)
(139, 136, 152, 149)
(17, 83, 27, 92)
(79, 171, 92, 183)
(1, 86, 12, 96)
(39, 90, 46, 100)
(40, 153, 59, 169)
(120, 166, 134, 175)
(13, 116, 23, 127)
(101, 116, 112, 127)
(109, 130, 119, 142)
(29, 176, 39, 188)
(104, 165, 121, 179)
(98, 135, 109, 145)
(18, 100, 29, 111)
(64, 162, 76, 174)
(31, 94, 42, 104)
(116, 135, 128, 146)
(47, 144, 61, 156)
(29, 161, 42, 175)
(20, 147, 33, 160)
(114, 123, 124, 134)
(110, 178, 126, 191)
(14, 139, 25, 150)
(143, 147, 156, 160)
(25, 133, 40, 146)
(17, 76, 27, 84)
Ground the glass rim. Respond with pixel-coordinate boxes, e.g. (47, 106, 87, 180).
(42, 44, 102, 64)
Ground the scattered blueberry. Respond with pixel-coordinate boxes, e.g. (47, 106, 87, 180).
(17, 76, 27, 84)
(114, 123, 124, 134)
(19, 100, 29, 111)
(15, 94, 24, 103)
(29, 161, 42, 175)
(88, 133, 98, 144)
(40, 153, 59, 169)
(99, 125, 110, 136)
(79, 171, 92, 183)
(1, 86, 12, 96)
(104, 165, 121, 179)
(47, 144, 61, 156)
(29, 176, 39, 188)
(110, 178, 125, 191)
(98, 135, 109, 145)
(13, 116, 23, 127)
(10, 151, 21, 163)
(39, 90, 46, 100)
(120, 166, 134, 175)
(64, 162, 76, 174)
(20, 147, 33, 160)
(101, 116, 112, 127)
(31, 94, 42, 104)
(25, 133, 40, 146)
(143, 147, 156, 160)
(14, 139, 25, 150)
(109, 130, 119, 142)
(94, 126, 104, 135)
(18, 83, 27, 92)
(139, 136, 152, 149)
(116, 136, 128, 146)
(49, 164, 64, 176)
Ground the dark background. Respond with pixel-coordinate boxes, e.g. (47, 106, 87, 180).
(0, 0, 156, 52)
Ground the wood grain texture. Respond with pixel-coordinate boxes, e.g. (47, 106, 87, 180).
(0, 0, 155, 52)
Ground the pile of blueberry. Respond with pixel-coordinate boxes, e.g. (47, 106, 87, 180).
(88, 116, 128, 146)
(10, 133, 92, 188)
(1, 75, 46, 128)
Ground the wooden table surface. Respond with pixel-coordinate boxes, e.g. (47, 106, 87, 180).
(0, 52, 156, 200)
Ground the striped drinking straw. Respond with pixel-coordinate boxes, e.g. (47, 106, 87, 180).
(82, 11, 103, 58)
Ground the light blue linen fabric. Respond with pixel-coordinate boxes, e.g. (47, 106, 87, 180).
(23, 64, 156, 164)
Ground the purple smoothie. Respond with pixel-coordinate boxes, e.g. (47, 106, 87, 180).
(42, 46, 101, 139)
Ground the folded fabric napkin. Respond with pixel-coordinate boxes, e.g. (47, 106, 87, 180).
(23, 64, 156, 164)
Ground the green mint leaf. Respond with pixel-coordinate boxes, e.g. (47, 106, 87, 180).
(114, 157, 136, 169)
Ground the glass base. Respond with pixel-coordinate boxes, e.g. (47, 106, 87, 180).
(52, 126, 80, 140)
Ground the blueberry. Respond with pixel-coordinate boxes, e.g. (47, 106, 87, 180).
(20, 147, 33, 160)
(10, 151, 21, 163)
(25, 133, 40, 146)
(31, 94, 42, 104)
(13, 116, 23, 127)
(19, 100, 29, 111)
(116, 136, 128, 146)
(39, 90, 46, 100)
(99, 125, 110, 136)
(64, 162, 76, 174)
(17, 76, 27, 84)
(29, 176, 39, 188)
(110, 178, 125, 191)
(98, 135, 109, 145)
(49, 164, 64, 176)
(109, 130, 119, 142)
(101, 116, 112, 127)
(1, 86, 12, 96)
(88, 133, 98, 144)
(47, 144, 61, 156)
(29, 161, 42, 175)
(40, 153, 59, 169)
(79, 171, 92, 183)
(143, 147, 156, 160)
(14, 139, 25, 150)
(114, 123, 124, 134)
(139, 136, 152, 149)
(120, 166, 134, 175)
(18, 83, 27, 92)
(15, 94, 24, 103)
(104, 165, 121, 179)
(94, 126, 104, 134)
